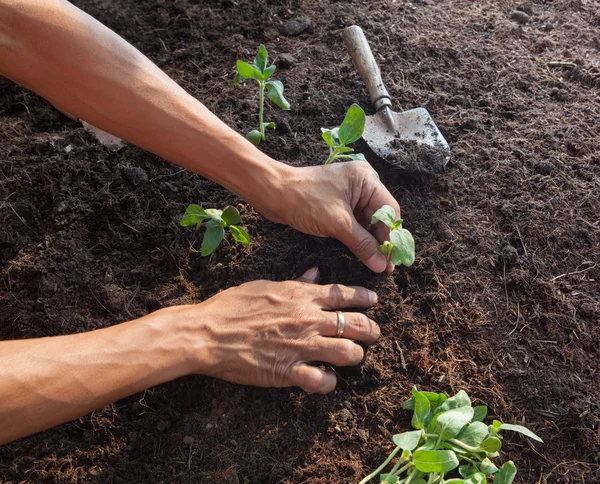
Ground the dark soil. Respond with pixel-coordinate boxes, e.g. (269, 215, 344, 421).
(1, 0, 599, 482)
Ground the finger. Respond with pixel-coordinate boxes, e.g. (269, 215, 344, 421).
(315, 284, 378, 310)
(337, 217, 388, 273)
(295, 267, 320, 284)
(319, 311, 380, 345)
(304, 337, 365, 367)
(288, 363, 337, 394)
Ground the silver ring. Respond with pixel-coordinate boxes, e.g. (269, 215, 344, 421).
(336, 311, 345, 338)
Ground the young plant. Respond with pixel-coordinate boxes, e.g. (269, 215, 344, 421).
(360, 388, 543, 484)
(321, 103, 367, 164)
(180, 205, 250, 256)
(371, 204, 415, 267)
(234, 44, 290, 144)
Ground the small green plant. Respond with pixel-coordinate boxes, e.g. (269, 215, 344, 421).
(234, 44, 290, 144)
(371, 205, 415, 267)
(321, 103, 367, 164)
(180, 205, 250, 256)
(360, 387, 543, 484)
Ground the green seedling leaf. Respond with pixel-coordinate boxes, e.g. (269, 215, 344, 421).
(499, 423, 543, 443)
(401, 449, 411, 460)
(459, 466, 477, 479)
(205, 208, 223, 222)
(371, 205, 397, 229)
(336, 146, 354, 154)
(494, 461, 517, 484)
(236, 60, 262, 81)
(404, 391, 446, 410)
(233, 72, 244, 86)
(337, 153, 367, 161)
(246, 130, 263, 145)
(263, 122, 276, 130)
(479, 458, 498, 475)
(180, 204, 208, 228)
(390, 228, 415, 267)
(265, 80, 290, 110)
(338, 103, 366, 145)
(321, 129, 336, 148)
(436, 390, 472, 414)
(378, 241, 393, 257)
(412, 450, 459, 474)
(473, 406, 487, 422)
(477, 437, 502, 453)
(411, 387, 431, 430)
(380, 474, 399, 483)
(253, 44, 268, 73)
(463, 473, 487, 484)
(455, 421, 489, 447)
(229, 225, 250, 246)
(392, 430, 422, 451)
(201, 221, 225, 256)
(262, 65, 276, 80)
(221, 206, 241, 225)
(435, 406, 475, 440)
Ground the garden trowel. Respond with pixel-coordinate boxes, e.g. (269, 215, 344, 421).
(344, 26, 450, 174)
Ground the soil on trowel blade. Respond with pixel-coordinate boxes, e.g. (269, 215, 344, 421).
(383, 138, 449, 174)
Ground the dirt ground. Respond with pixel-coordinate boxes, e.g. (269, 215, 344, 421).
(1, 0, 599, 482)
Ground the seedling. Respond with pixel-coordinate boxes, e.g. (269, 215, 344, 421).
(180, 205, 250, 256)
(321, 103, 367, 164)
(371, 205, 415, 267)
(360, 388, 543, 484)
(234, 44, 290, 144)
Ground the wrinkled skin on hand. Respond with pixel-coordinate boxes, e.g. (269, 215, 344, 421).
(173, 268, 380, 394)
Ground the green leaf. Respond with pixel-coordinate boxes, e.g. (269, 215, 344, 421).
(338, 103, 366, 145)
(391, 220, 402, 230)
(479, 458, 499, 475)
(459, 466, 476, 478)
(463, 473, 487, 484)
(321, 129, 336, 148)
(180, 204, 208, 228)
(404, 391, 446, 410)
(336, 146, 354, 154)
(436, 390, 472, 414)
(473, 406, 488, 422)
(401, 449, 411, 460)
(229, 225, 250, 246)
(499, 423, 544, 443)
(236, 60, 262, 81)
(435, 406, 475, 440)
(390, 228, 415, 267)
(246, 130, 263, 145)
(411, 387, 431, 430)
(494, 461, 517, 484)
(412, 450, 459, 474)
(201, 221, 225, 256)
(204, 209, 223, 222)
(371, 205, 397, 229)
(392, 430, 422, 451)
(378, 241, 393, 257)
(262, 65, 276, 80)
(490, 420, 502, 435)
(253, 44, 268, 73)
(221, 206, 241, 225)
(455, 421, 489, 447)
(477, 437, 502, 453)
(336, 153, 367, 161)
(263, 122, 276, 130)
(265, 80, 290, 110)
(233, 72, 244, 86)
(380, 474, 399, 483)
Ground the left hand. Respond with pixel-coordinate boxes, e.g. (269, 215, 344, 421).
(258, 160, 401, 273)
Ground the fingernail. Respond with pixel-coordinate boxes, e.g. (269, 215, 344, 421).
(302, 267, 320, 282)
(365, 253, 387, 273)
(368, 290, 378, 304)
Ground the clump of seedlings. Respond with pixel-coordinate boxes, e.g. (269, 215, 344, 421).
(180, 205, 250, 256)
(321, 103, 367, 164)
(371, 204, 415, 267)
(234, 44, 290, 144)
(360, 388, 543, 484)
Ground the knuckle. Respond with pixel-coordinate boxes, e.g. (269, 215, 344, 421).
(354, 313, 370, 334)
(327, 284, 347, 307)
(336, 340, 363, 365)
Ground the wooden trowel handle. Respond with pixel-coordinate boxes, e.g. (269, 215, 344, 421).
(344, 25, 392, 112)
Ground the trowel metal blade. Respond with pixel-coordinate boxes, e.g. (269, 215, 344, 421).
(364, 107, 451, 174)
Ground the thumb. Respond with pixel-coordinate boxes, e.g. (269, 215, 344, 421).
(296, 266, 320, 283)
(338, 218, 387, 273)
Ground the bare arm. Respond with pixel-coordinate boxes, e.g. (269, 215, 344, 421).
(0, 272, 380, 445)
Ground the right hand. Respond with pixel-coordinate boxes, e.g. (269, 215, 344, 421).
(166, 268, 380, 394)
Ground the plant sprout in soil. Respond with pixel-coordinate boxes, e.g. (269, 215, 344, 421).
(371, 204, 415, 267)
(321, 103, 367, 164)
(234, 44, 290, 144)
(360, 387, 543, 484)
(180, 205, 250, 256)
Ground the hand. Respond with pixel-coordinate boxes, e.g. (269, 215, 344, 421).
(258, 161, 401, 273)
(168, 268, 380, 394)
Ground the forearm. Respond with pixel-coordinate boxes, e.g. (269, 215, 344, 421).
(0, 0, 291, 206)
(0, 307, 196, 445)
